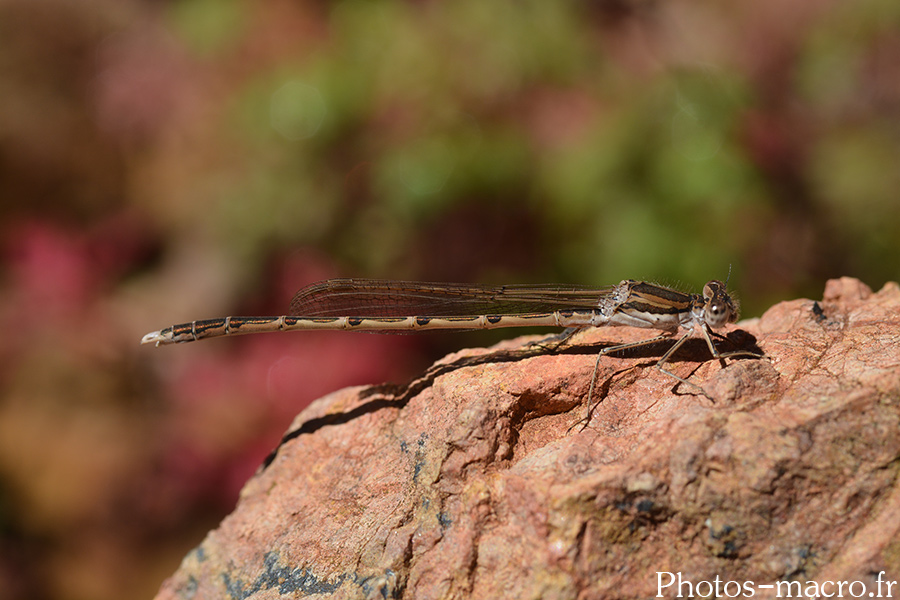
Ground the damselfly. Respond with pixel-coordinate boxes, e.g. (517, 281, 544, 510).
(141, 278, 763, 409)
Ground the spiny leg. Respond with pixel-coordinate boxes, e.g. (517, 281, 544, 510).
(653, 330, 712, 399)
(700, 324, 764, 361)
(655, 325, 764, 399)
(570, 333, 673, 432)
(526, 326, 584, 353)
(573, 326, 762, 431)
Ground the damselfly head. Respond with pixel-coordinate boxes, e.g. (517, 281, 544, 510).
(702, 280, 739, 327)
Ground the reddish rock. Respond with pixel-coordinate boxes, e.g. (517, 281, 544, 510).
(155, 277, 900, 599)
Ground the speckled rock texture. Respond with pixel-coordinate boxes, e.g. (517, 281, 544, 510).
(155, 277, 900, 599)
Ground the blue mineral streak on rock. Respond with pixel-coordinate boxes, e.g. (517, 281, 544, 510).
(220, 552, 403, 599)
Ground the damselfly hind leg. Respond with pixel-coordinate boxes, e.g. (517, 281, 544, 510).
(526, 326, 583, 353)
(568, 332, 674, 433)
(567, 350, 608, 433)
(569, 327, 764, 432)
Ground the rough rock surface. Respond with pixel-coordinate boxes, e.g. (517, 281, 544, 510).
(155, 277, 900, 599)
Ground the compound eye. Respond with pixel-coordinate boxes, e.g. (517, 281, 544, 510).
(708, 302, 729, 325)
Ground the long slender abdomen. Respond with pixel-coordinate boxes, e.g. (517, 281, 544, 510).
(140, 310, 604, 346)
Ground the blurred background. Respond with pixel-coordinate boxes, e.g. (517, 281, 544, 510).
(1, 0, 898, 597)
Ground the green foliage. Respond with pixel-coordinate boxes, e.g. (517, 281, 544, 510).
(160, 0, 898, 310)
(167, 0, 246, 56)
